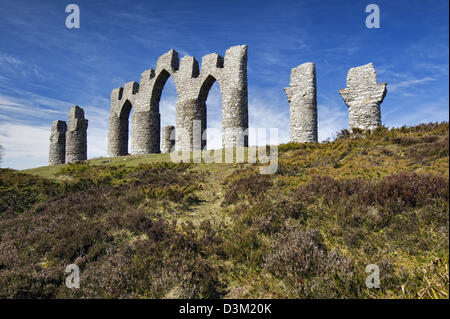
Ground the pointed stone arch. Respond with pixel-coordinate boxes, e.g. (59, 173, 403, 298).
(108, 82, 139, 156)
(196, 74, 223, 150)
(198, 74, 219, 103)
(117, 99, 133, 155)
(150, 69, 172, 113)
(197, 46, 248, 149)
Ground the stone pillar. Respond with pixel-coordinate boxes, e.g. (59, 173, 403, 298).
(175, 98, 206, 151)
(107, 114, 127, 156)
(131, 110, 160, 154)
(48, 120, 67, 165)
(161, 125, 175, 153)
(66, 105, 88, 163)
(284, 62, 318, 143)
(339, 63, 387, 131)
(221, 45, 248, 148)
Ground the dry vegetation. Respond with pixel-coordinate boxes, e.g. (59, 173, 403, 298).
(0, 122, 448, 298)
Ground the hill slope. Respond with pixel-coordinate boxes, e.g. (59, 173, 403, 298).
(0, 123, 448, 298)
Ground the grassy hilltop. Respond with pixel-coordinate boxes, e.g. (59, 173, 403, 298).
(0, 123, 448, 298)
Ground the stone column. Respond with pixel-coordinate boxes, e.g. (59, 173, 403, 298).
(161, 125, 175, 153)
(221, 45, 248, 148)
(48, 120, 67, 165)
(107, 114, 127, 156)
(339, 63, 387, 131)
(284, 62, 318, 143)
(175, 98, 206, 151)
(66, 105, 88, 163)
(131, 110, 160, 154)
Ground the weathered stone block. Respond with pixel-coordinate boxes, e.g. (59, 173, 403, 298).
(156, 49, 179, 72)
(284, 62, 318, 143)
(339, 63, 387, 131)
(131, 110, 160, 154)
(48, 120, 67, 165)
(66, 105, 88, 163)
(201, 53, 224, 73)
(123, 81, 139, 98)
(179, 56, 199, 79)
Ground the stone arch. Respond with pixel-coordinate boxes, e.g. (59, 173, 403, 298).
(150, 68, 178, 152)
(150, 69, 175, 113)
(198, 74, 223, 149)
(118, 99, 133, 155)
(198, 74, 219, 103)
(196, 45, 248, 149)
(119, 99, 133, 118)
(129, 64, 181, 155)
(107, 98, 134, 156)
(108, 81, 139, 156)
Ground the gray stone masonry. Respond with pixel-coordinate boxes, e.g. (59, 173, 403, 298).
(48, 120, 67, 165)
(161, 125, 175, 153)
(284, 62, 318, 143)
(339, 63, 387, 131)
(107, 45, 249, 156)
(66, 105, 88, 163)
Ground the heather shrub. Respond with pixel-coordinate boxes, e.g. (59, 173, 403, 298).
(222, 169, 272, 205)
(222, 220, 268, 267)
(232, 195, 307, 235)
(278, 142, 302, 153)
(303, 173, 448, 208)
(265, 224, 357, 298)
(0, 169, 62, 214)
(406, 135, 449, 164)
(334, 129, 351, 140)
(56, 162, 90, 177)
(142, 184, 200, 207)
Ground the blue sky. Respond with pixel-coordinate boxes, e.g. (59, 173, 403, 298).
(0, 0, 448, 169)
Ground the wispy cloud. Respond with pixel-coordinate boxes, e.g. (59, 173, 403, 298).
(0, 51, 45, 79)
(0, 52, 22, 67)
(389, 76, 435, 92)
(384, 97, 449, 128)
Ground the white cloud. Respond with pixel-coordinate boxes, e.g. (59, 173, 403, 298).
(0, 114, 109, 170)
(317, 93, 348, 141)
(159, 96, 177, 127)
(383, 97, 449, 128)
(389, 77, 435, 92)
(205, 82, 222, 149)
(0, 123, 49, 170)
(0, 86, 112, 169)
(248, 94, 289, 145)
(317, 103, 347, 141)
(87, 126, 107, 159)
